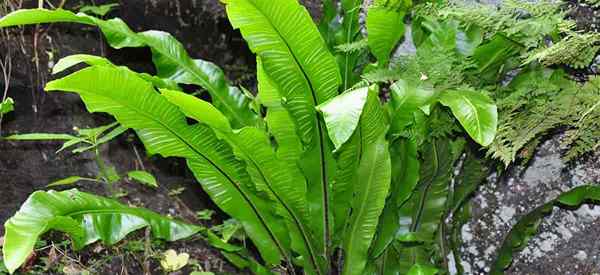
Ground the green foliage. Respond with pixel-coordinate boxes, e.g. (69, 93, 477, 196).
(585, 0, 600, 7)
(317, 86, 369, 150)
(127, 170, 159, 188)
(488, 68, 600, 164)
(78, 3, 119, 17)
(562, 77, 600, 161)
(16, 0, 600, 274)
(0, 98, 13, 115)
(366, 0, 410, 66)
(7, 122, 127, 153)
(2, 189, 200, 274)
(525, 32, 600, 69)
(439, 89, 497, 146)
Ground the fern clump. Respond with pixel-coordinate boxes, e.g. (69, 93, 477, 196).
(439, 0, 570, 47)
(562, 76, 600, 161)
(525, 32, 600, 69)
(489, 67, 600, 165)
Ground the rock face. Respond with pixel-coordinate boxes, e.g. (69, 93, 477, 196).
(460, 137, 600, 274)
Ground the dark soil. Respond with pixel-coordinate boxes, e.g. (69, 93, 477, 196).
(0, 0, 278, 274)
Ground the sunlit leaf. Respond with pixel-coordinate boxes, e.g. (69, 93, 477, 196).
(127, 170, 158, 188)
(2, 189, 201, 274)
(439, 89, 497, 146)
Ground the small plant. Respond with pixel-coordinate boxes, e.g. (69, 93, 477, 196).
(4, 122, 158, 195)
(0, 97, 12, 115)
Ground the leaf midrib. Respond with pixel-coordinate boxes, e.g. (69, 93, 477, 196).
(138, 36, 249, 126)
(66, 85, 289, 265)
(344, 139, 383, 275)
(226, 131, 321, 273)
(411, 140, 439, 232)
(461, 95, 482, 141)
(243, 0, 333, 265)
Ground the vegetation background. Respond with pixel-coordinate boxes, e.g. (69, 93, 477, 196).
(1, 0, 600, 274)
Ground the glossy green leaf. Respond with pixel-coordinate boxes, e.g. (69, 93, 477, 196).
(4, 133, 77, 141)
(317, 86, 369, 150)
(46, 176, 89, 187)
(52, 54, 113, 74)
(256, 58, 303, 164)
(226, 1, 341, 267)
(163, 86, 320, 274)
(0, 98, 14, 115)
(53, 54, 179, 90)
(472, 34, 521, 82)
(342, 135, 391, 275)
(393, 139, 464, 272)
(127, 170, 158, 188)
(339, 0, 366, 90)
(342, 89, 390, 275)
(439, 89, 497, 146)
(366, 2, 407, 66)
(370, 137, 420, 258)
(2, 189, 200, 274)
(44, 65, 289, 266)
(407, 264, 438, 275)
(0, 9, 257, 129)
(79, 3, 119, 17)
(389, 80, 437, 135)
(161, 90, 232, 133)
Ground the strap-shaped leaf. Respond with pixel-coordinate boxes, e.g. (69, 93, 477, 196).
(342, 89, 390, 275)
(53, 54, 180, 90)
(256, 58, 303, 164)
(391, 138, 464, 273)
(226, 0, 341, 263)
(369, 137, 420, 258)
(342, 135, 391, 275)
(339, 0, 366, 90)
(366, 0, 408, 66)
(44, 65, 289, 266)
(162, 89, 323, 273)
(0, 9, 257, 129)
(439, 89, 497, 146)
(226, 0, 341, 143)
(317, 86, 369, 150)
(2, 189, 200, 274)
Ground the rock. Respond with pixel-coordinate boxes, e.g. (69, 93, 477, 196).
(460, 136, 600, 274)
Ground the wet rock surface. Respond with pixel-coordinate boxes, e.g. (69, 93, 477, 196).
(460, 136, 600, 274)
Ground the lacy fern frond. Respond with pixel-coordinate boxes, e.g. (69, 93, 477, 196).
(562, 76, 600, 161)
(487, 68, 577, 165)
(335, 38, 369, 53)
(525, 32, 600, 69)
(489, 69, 600, 165)
(437, 0, 573, 49)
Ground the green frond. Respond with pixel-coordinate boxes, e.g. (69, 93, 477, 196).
(525, 32, 600, 69)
